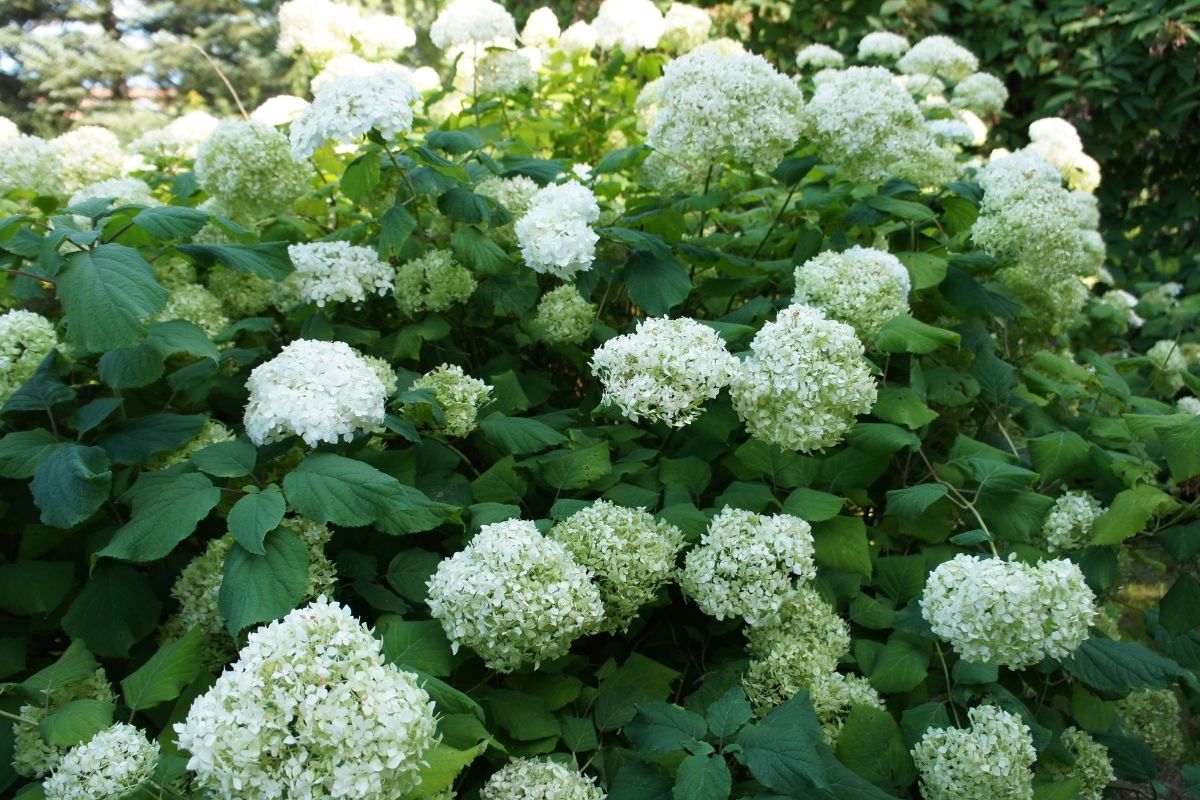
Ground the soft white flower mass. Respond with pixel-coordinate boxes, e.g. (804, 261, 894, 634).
(793, 246, 911, 340)
(660, 3, 713, 52)
(289, 66, 420, 159)
(480, 758, 606, 800)
(242, 339, 388, 446)
(0, 116, 17, 141)
(680, 507, 817, 626)
(52, 126, 125, 193)
(43, 723, 158, 800)
(533, 284, 595, 345)
(426, 519, 606, 671)
(251, 94, 310, 126)
(195, 120, 313, 220)
(952, 72, 1009, 116)
(284, 241, 395, 307)
(911, 705, 1036, 800)
(857, 31, 910, 60)
(408, 363, 493, 437)
(558, 21, 598, 54)
(277, 0, 355, 60)
(515, 181, 600, 278)
(394, 248, 477, 316)
(130, 110, 220, 161)
(729, 304, 878, 453)
(353, 14, 418, 60)
(430, 0, 518, 50)
(521, 7, 561, 48)
(1178, 396, 1200, 415)
(175, 598, 438, 800)
(1042, 490, 1105, 552)
(898, 35, 979, 84)
(1045, 727, 1115, 800)
(0, 309, 59, 404)
(472, 48, 539, 96)
(921, 554, 1096, 667)
(68, 177, 157, 211)
(1027, 117, 1102, 193)
(592, 0, 665, 52)
(590, 316, 737, 427)
(0, 134, 60, 196)
(796, 43, 844, 70)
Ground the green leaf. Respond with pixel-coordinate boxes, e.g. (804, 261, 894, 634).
(190, 439, 256, 477)
(706, 687, 753, 742)
(0, 561, 73, 616)
(1159, 415, 1200, 481)
(379, 204, 417, 259)
(132, 206, 209, 239)
(69, 398, 123, 436)
(57, 244, 168, 352)
(1091, 485, 1180, 545)
(21, 640, 99, 695)
(672, 753, 731, 800)
(623, 252, 691, 316)
(1092, 733, 1157, 783)
(781, 488, 844, 521)
(1160, 574, 1200, 635)
(99, 471, 221, 562)
(862, 632, 930, 694)
(865, 195, 936, 221)
(1028, 431, 1091, 486)
(341, 150, 381, 202)
(2, 351, 73, 414)
(438, 187, 505, 224)
(1061, 637, 1195, 698)
(426, 130, 483, 154)
(873, 387, 938, 429)
(896, 252, 947, 290)
(177, 242, 293, 280)
(478, 414, 567, 454)
(61, 564, 160, 658)
(38, 699, 114, 747)
(611, 763, 673, 800)
(379, 617, 454, 676)
(97, 341, 164, 389)
(227, 485, 286, 555)
(120, 627, 203, 711)
(735, 693, 828, 792)
(98, 413, 206, 465)
(885, 484, 947, 519)
(0, 429, 64, 479)
(812, 516, 873, 577)
(484, 689, 560, 741)
(387, 549, 443, 603)
(626, 703, 707, 755)
(536, 443, 612, 490)
(450, 226, 511, 275)
(596, 145, 648, 174)
(146, 319, 220, 362)
(29, 445, 112, 528)
(398, 742, 486, 800)
(595, 654, 680, 732)
(874, 316, 960, 354)
(836, 704, 916, 793)
(218, 528, 309, 636)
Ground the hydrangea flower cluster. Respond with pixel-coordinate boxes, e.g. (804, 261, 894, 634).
(1098, 288, 1145, 329)
(480, 758, 605, 800)
(175, 598, 438, 800)
(1042, 490, 1105, 552)
(857, 31, 909, 61)
(251, 94, 310, 126)
(1178, 396, 1200, 415)
(394, 248, 477, 316)
(549, 500, 687, 632)
(130, 110, 220, 162)
(0, 115, 17, 140)
(680, 508, 816, 625)
(1044, 727, 1115, 800)
(284, 241, 394, 307)
(533, 285, 595, 345)
(207, 266, 275, 317)
(558, 21, 598, 54)
(52, 126, 125, 193)
(426, 519, 606, 671)
(808, 671, 886, 745)
(952, 72, 1009, 116)
(1028, 117, 1101, 193)
(68, 177, 157, 211)
(472, 48, 539, 96)
(897, 35, 979, 84)
(430, 0, 518, 50)
(660, 3, 712, 52)
(647, 49, 804, 173)
(911, 705, 1036, 800)
(289, 67, 420, 159)
(590, 317, 736, 427)
(195, 120, 313, 221)
(729, 304, 877, 452)
(521, 8, 561, 48)
(12, 670, 116, 778)
(1117, 689, 1186, 761)
(477, 174, 540, 245)
(796, 43, 844, 70)
(156, 283, 231, 338)
(515, 181, 600, 279)
(921, 554, 1096, 667)
(0, 309, 59, 404)
(0, 134, 61, 196)
(277, 0, 415, 62)
(408, 363, 493, 437)
(310, 54, 378, 95)
(43, 723, 159, 800)
(243, 339, 388, 446)
(1147, 339, 1188, 393)
(592, 0, 665, 52)
(793, 246, 911, 341)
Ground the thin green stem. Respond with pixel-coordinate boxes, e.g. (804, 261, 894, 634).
(935, 643, 962, 727)
(751, 182, 799, 259)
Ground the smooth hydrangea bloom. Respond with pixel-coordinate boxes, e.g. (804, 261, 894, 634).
(1117, 689, 1186, 761)
(1045, 727, 1115, 800)
(155, 283, 231, 338)
(952, 72, 1008, 116)
(911, 706, 1036, 800)
(680, 508, 816, 626)
(12, 670, 115, 778)
(729, 304, 877, 452)
(243, 339, 388, 446)
(68, 177, 157, 211)
(0, 116, 17, 141)
(515, 181, 600, 278)
(558, 21, 598, 55)
(43, 723, 158, 800)
(477, 173, 539, 245)
(310, 54, 377, 95)
(521, 7, 560, 48)
(803, 66, 955, 185)
(809, 672, 886, 744)
(354, 14, 418, 59)
(1098, 288, 1144, 328)
(176, 598, 438, 800)
(394, 249, 476, 316)
(1143, 280, 1183, 307)
(426, 519, 605, 671)
(207, 266, 275, 317)
(51, 126, 125, 193)
(857, 31, 909, 60)
(796, 43, 844, 70)
(793, 246, 911, 341)
(549, 500, 686, 632)
(1178, 396, 1200, 415)
(251, 94, 311, 126)
(1042, 491, 1104, 552)
(290, 67, 419, 159)
(195, 120, 313, 219)
(473, 48, 539, 96)
(277, 0, 355, 60)
(131, 110, 220, 162)
(660, 3, 712, 52)
(647, 49, 804, 172)
(897, 35, 979, 84)
(480, 758, 605, 800)
(0, 309, 59, 404)
(148, 419, 237, 471)
(590, 317, 736, 427)
(1028, 117, 1101, 193)
(926, 118, 975, 147)
(0, 134, 60, 196)
(284, 241, 394, 307)
(409, 363, 492, 437)
(533, 285, 595, 345)
(921, 554, 1096, 668)
(431, 0, 518, 50)
(592, 0, 665, 52)
(1148, 339, 1188, 393)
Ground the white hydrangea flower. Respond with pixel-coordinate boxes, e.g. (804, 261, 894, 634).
(647, 49, 804, 173)
(243, 339, 388, 446)
(290, 66, 419, 159)
(1142, 281, 1182, 307)
(592, 0, 665, 52)
(729, 304, 877, 453)
(680, 507, 816, 626)
(277, 0, 357, 60)
(430, 0, 518, 51)
(911, 705, 1036, 800)
(857, 31, 909, 61)
(426, 519, 606, 671)
(1177, 396, 1200, 415)
(1148, 339, 1188, 393)
(952, 72, 1008, 116)
(1042, 491, 1105, 552)
(955, 108, 989, 146)
(660, 3, 712, 53)
(156, 283, 231, 338)
(481, 758, 605, 800)
(251, 94, 311, 126)
(310, 53, 377, 95)
(176, 598, 438, 800)
(394, 248, 477, 316)
(895, 71, 946, 98)
(515, 181, 600, 279)
(926, 118, 975, 147)
(196, 120, 313, 220)
(43, 723, 158, 800)
(472, 48, 539, 96)
(521, 7, 561, 48)
(590, 317, 736, 427)
(12, 670, 116, 778)
(897, 35, 979, 84)
(533, 285, 595, 345)
(793, 246, 911, 341)
(207, 266, 275, 317)
(1117, 689, 1186, 761)
(921, 554, 1096, 668)
(557, 21, 598, 55)
(796, 43, 844, 70)
(0, 309, 59, 405)
(476, 173, 540, 245)
(1026, 117, 1101, 194)
(68, 177, 156, 210)
(284, 241, 394, 306)
(809, 671, 886, 744)
(1045, 727, 1115, 800)
(0, 134, 60, 196)
(353, 14, 417, 59)
(52, 126, 125, 193)
(0, 116, 17, 141)
(131, 110, 221, 162)
(549, 500, 686, 631)
(409, 363, 493, 437)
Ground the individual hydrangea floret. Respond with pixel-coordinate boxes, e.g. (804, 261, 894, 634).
(1042, 491, 1104, 552)
(426, 519, 605, 671)
(857, 31, 909, 61)
(796, 43, 844, 70)
(480, 757, 605, 800)
(1045, 727, 1115, 800)
(921, 554, 1096, 668)
(793, 246, 911, 341)
(252, 95, 311, 126)
(0, 134, 60, 196)
(533, 285, 595, 345)
(590, 317, 737, 427)
(1117, 689, 1186, 761)
(0, 309, 59, 405)
(430, 0, 518, 51)
(729, 304, 877, 453)
(549, 500, 687, 632)
(43, 723, 158, 800)
(394, 249, 477, 316)
(592, 0, 665, 52)
(284, 241, 394, 307)
(289, 66, 419, 159)
(660, 3, 713, 52)
(243, 339, 388, 446)
(52, 126, 125, 193)
(195, 120, 313, 219)
(131, 111, 220, 162)
(408, 363, 493, 437)
(680, 507, 816, 626)
(952, 72, 1009, 116)
(911, 705, 1036, 800)
(515, 181, 600, 279)
(558, 21, 598, 54)
(12, 670, 116, 778)
(897, 35, 979, 84)
(175, 598, 438, 800)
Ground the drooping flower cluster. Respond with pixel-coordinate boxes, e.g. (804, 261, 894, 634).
(1117, 689, 1186, 761)
(1044, 727, 1115, 800)
(426, 519, 606, 671)
(243, 339, 388, 446)
(795, 43, 844, 70)
(195, 120, 313, 221)
(680, 508, 816, 626)
(283, 241, 394, 307)
(549, 500, 687, 632)
(289, 67, 420, 159)
(1028, 117, 1101, 193)
(793, 246, 911, 341)
(1042, 491, 1105, 552)
(897, 35, 979, 84)
(590, 317, 737, 427)
(130, 110, 220, 162)
(480, 758, 606, 800)
(394, 248, 477, 316)
(477, 174, 540, 245)
(729, 304, 877, 452)
(0, 134, 60, 196)
(12, 670, 116, 778)
(592, 0, 665, 52)
(430, 0, 518, 50)
(660, 3, 712, 52)
(857, 31, 909, 61)
(43, 723, 159, 800)
(533, 285, 595, 345)
(175, 598, 438, 800)
(408, 363, 493, 437)
(515, 181, 600, 279)
(921, 554, 1096, 668)
(52, 126, 125, 193)
(911, 705, 1036, 800)
(952, 72, 1009, 116)
(0, 309, 59, 404)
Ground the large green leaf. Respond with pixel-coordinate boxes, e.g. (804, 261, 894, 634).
(672, 753, 731, 800)
(874, 316, 960, 354)
(1158, 415, 1200, 482)
(626, 703, 707, 755)
(120, 626, 204, 711)
(1090, 485, 1180, 545)
(835, 704, 916, 794)
(623, 252, 691, 316)
(177, 242, 293, 280)
(1028, 431, 1091, 486)
(132, 206, 209, 239)
(97, 413, 206, 464)
(218, 528, 309, 636)
(38, 699, 114, 747)
(98, 471, 221, 562)
(0, 561, 73, 616)
(57, 244, 169, 352)
(478, 414, 566, 454)
(61, 564, 160, 658)
(595, 654, 680, 732)
(735, 693, 828, 792)
(378, 617, 454, 676)
(1061, 637, 1194, 698)
(0, 429, 65, 479)
(29, 445, 111, 528)
(227, 485, 286, 555)
(812, 516, 873, 577)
